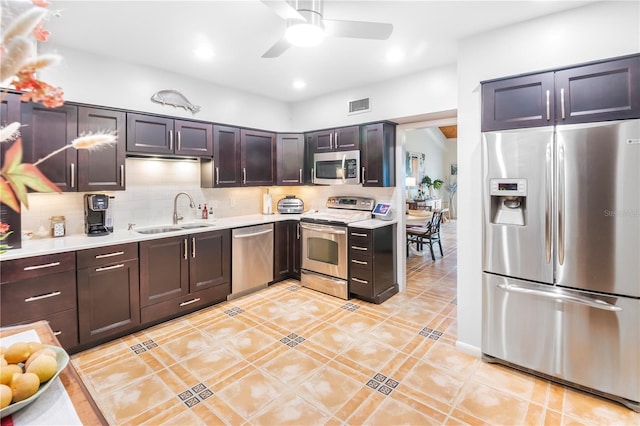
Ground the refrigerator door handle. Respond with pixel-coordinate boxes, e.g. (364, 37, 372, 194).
(497, 284, 622, 312)
(545, 142, 552, 263)
(558, 144, 565, 265)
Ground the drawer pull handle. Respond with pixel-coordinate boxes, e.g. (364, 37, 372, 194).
(180, 297, 201, 307)
(23, 262, 60, 271)
(351, 246, 368, 251)
(95, 251, 125, 259)
(96, 264, 124, 272)
(53, 331, 62, 336)
(351, 259, 368, 265)
(352, 277, 369, 284)
(25, 291, 61, 302)
(351, 233, 368, 237)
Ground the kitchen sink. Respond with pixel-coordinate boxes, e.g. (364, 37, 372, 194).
(135, 226, 183, 234)
(180, 223, 214, 229)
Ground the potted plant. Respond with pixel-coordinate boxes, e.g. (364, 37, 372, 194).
(421, 175, 444, 199)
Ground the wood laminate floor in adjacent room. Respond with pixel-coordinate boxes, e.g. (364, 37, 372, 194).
(71, 220, 639, 425)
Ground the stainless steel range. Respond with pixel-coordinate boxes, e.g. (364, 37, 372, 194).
(300, 196, 374, 299)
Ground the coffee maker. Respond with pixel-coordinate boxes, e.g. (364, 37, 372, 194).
(84, 194, 111, 236)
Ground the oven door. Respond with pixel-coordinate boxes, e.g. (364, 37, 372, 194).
(300, 222, 348, 279)
(313, 150, 360, 185)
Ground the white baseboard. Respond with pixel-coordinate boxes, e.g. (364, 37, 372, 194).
(455, 340, 482, 358)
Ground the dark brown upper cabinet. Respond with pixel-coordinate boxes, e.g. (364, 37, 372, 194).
(77, 107, 126, 191)
(208, 125, 241, 188)
(126, 112, 212, 157)
(361, 122, 396, 187)
(482, 54, 640, 131)
(20, 103, 78, 191)
(554, 56, 640, 125)
(276, 133, 304, 185)
(306, 126, 360, 154)
(240, 129, 276, 186)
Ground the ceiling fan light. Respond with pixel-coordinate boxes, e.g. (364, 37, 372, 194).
(285, 22, 325, 47)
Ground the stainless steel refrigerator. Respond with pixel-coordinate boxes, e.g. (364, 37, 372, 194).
(482, 119, 640, 411)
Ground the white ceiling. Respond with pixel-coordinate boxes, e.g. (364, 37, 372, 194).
(37, 0, 594, 103)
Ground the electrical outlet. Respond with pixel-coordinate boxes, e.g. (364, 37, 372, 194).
(229, 198, 236, 208)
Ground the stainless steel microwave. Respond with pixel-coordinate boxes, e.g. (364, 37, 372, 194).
(313, 150, 360, 185)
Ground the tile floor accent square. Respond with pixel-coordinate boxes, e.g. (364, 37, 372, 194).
(130, 338, 158, 354)
(224, 307, 245, 316)
(286, 285, 301, 291)
(340, 302, 361, 311)
(178, 383, 214, 408)
(280, 332, 305, 347)
(419, 327, 443, 340)
(367, 373, 399, 395)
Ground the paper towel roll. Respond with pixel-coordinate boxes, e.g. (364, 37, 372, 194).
(263, 194, 272, 215)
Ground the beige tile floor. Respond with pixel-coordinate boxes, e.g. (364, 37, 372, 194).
(72, 221, 640, 425)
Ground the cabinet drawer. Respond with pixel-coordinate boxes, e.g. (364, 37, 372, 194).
(1, 252, 75, 283)
(1, 270, 77, 324)
(77, 243, 138, 268)
(350, 267, 373, 298)
(140, 283, 229, 325)
(350, 251, 372, 266)
(8, 309, 79, 350)
(350, 265, 373, 284)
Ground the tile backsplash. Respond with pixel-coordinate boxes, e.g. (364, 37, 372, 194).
(20, 158, 396, 236)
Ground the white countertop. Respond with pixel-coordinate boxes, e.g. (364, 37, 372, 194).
(1, 213, 397, 261)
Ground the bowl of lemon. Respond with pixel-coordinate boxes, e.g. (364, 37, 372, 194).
(0, 341, 69, 418)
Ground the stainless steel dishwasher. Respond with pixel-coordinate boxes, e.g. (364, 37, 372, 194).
(230, 223, 274, 299)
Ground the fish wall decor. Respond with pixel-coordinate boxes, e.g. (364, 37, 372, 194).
(150, 89, 201, 114)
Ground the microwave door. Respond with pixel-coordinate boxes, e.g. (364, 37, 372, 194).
(342, 154, 346, 184)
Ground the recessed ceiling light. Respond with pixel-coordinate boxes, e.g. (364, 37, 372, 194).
(386, 48, 405, 63)
(194, 43, 214, 61)
(293, 80, 307, 90)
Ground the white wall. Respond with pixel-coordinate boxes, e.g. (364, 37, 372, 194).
(456, 0, 640, 351)
(291, 64, 458, 131)
(39, 47, 293, 131)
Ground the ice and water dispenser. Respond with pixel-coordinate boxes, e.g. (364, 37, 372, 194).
(488, 179, 527, 226)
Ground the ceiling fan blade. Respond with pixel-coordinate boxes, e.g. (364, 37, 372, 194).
(260, 0, 305, 21)
(323, 19, 393, 40)
(262, 38, 292, 58)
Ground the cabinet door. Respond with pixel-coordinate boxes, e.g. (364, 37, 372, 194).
(481, 72, 555, 131)
(335, 126, 360, 151)
(555, 56, 640, 124)
(277, 133, 304, 185)
(273, 221, 293, 282)
(306, 130, 333, 153)
(20, 103, 78, 191)
(77, 259, 140, 344)
(213, 125, 241, 187)
(175, 120, 213, 157)
(361, 123, 395, 187)
(189, 230, 231, 293)
(126, 113, 174, 154)
(140, 236, 189, 306)
(77, 107, 126, 191)
(241, 129, 275, 186)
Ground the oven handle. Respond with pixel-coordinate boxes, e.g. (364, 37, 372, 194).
(300, 223, 346, 235)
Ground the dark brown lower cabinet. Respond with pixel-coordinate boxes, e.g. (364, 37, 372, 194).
(139, 230, 231, 324)
(76, 243, 140, 345)
(349, 225, 398, 304)
(274, 220, 301, 282)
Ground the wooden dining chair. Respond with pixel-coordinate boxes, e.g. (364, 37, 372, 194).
(406, 211, 444, 260)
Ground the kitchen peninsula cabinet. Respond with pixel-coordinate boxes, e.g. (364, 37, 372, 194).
(76, 243, 140, 345)
(482, 54, 640, 131)
(361, 122, 396, 187)
(276, 134, 305, 185)
(273, 220, 301, 282)
(306, 126, 359, 153)
(349, 225, 398, 304)
(139, 229, 231, 324)
(126, 112, 213, 157)
(0, 252, 79, 349)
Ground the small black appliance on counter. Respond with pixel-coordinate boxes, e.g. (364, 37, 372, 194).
(84, 194, 111, 236)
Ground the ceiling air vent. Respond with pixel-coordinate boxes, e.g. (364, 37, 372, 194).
(348, 97, 371, 115)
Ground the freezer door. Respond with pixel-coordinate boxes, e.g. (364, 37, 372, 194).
(483, 274, 640, 407)
(482, 127, 554, 283)
(556, 119, 640, 297)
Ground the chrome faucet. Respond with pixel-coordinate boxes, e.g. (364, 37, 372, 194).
(173, 192, 196, 225)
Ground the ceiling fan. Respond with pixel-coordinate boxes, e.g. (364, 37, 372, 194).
(261, 0, 394, 58)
